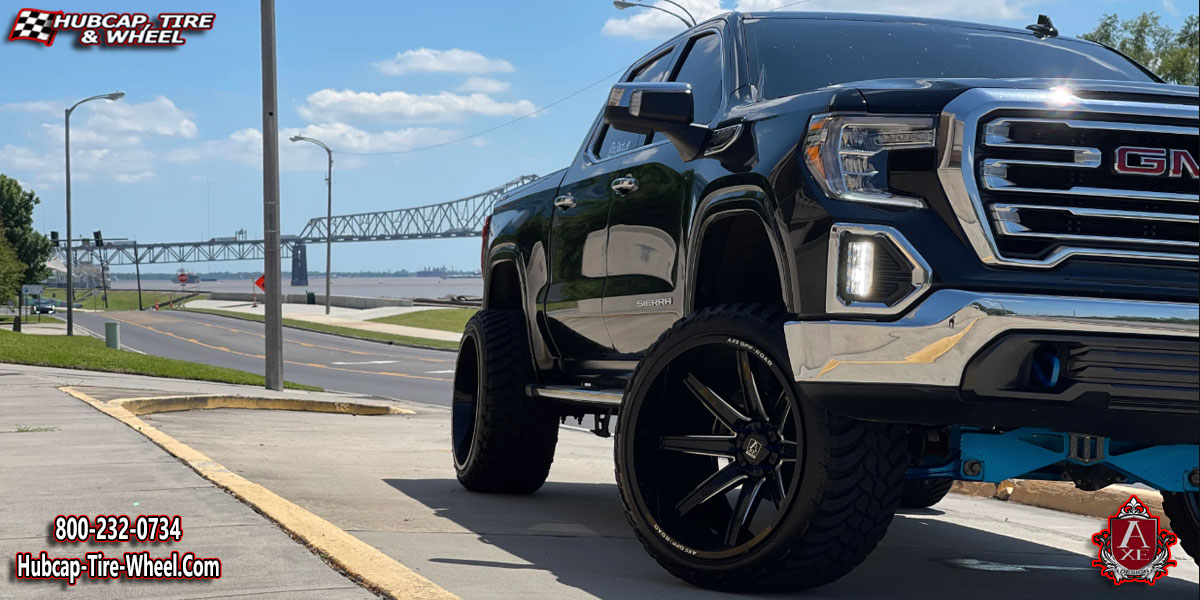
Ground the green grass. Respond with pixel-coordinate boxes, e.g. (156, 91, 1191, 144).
(0, 329, 321, 391)
(11, 425, 60, 433)
(368, 308, 476, 333)
(181, 307, 459, 350)
(35, 289, 205, 312)
(1, 315, 64, 324)
(82, 290, 199, 311)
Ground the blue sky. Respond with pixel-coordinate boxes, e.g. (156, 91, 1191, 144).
(0, 0, 1191, 275)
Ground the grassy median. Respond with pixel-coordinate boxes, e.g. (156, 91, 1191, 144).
(0, 329, 321, 391)
(1, 315, 63, 325)
(180, 307, 460, 350)
(83, 290, 200, 311)
(368, 308, 476, 333)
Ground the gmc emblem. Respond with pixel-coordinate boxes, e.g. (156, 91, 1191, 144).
(1114, 146, 1198, 178)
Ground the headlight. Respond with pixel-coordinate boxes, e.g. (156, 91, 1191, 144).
(803, 114, 935, 208)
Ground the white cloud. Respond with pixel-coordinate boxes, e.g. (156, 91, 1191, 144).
(456, 77, 512, 94)
(82, 95, 198, 139)
(167, 123, 468, 170)
(114, 171, 156, 183)
(0, 96, 197, 185)
(0, 100, 60, 113)
(602, 0, 1035, 40)
(373, 48, 516, 75)
(0, 144, 55, 172)
(297, 89, 536, 124)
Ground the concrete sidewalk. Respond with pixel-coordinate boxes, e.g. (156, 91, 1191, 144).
(187, 299, 464, 343)
(0, 365, 382, 599)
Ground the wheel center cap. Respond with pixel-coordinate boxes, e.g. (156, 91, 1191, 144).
(742, 434, 768, 465)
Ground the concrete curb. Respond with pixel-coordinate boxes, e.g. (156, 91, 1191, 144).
(109, 394, 414, 416)
(951, 481, 1173, 528)
(62, 386, 456, 600)
(177, 307, 457, 353)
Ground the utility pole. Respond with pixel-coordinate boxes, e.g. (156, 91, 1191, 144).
(260, 0, 283, 390)
(64, 110, 72, 334)
(101, 263, 109, 309)
(133, 241, 143, 311)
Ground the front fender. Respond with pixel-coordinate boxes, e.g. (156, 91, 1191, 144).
(684, 183, 800, 315)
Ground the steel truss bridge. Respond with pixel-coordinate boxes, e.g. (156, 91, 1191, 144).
(57, 175, 538, 269)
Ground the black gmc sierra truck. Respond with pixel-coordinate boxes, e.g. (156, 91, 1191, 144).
(450, 11, 1199, 591)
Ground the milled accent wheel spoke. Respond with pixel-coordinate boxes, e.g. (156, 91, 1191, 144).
(684, 373, 750, 432)
(771, 390, 790, 429)
(675, 463, 747, 516)
(660, 435, 737, 457)
(779, 440, 799, 461)
(767, 470, 787, 508)
(724, 478, 765, 546)
(737, 350, 769, 421)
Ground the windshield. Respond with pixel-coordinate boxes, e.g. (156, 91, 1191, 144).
(745, 18, 1156, 100)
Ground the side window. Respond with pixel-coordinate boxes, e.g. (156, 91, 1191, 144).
(671, 33, 723, 125)
(594, 50, 673, 159)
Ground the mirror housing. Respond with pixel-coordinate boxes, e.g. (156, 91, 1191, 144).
(603, 82, 709, 161)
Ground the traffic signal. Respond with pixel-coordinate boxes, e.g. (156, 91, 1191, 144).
(50, 231, 59, 247)
(93, 230, 104, 247)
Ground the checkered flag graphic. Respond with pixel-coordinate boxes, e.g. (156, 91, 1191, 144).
(8, 9, 61, 46)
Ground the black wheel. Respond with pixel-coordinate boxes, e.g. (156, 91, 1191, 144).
(615, 304, 907, 592)
(899, 479, 954, 509)
(452, 309, 558, 494)
(1162, 491, 1199, 558)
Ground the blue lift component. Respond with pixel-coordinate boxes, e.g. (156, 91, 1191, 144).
(907, 428, 1200, 492)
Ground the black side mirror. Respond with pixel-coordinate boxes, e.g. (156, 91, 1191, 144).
(603, 82, 710, 161)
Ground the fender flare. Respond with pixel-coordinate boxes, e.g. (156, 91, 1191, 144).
(484, 244, 555, 372)
(684, 184, 798, 315)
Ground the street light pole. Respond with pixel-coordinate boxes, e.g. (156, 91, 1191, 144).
(64, 91, 124, 336)
(289, 135, 333, 315)
(612, 1, 694, 28)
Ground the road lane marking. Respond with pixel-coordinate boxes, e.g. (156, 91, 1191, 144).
(106, 314, 453, 382)
(426, 370, 455, 374)
(105, 314, 264, 359)
(294, 362, 451, 382)
(331, 360, 398, 366)
(174, 311, 451, 362)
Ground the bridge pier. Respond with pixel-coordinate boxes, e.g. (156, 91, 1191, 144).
(291, 243, 309, 287)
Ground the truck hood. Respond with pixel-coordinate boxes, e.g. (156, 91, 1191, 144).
(839, 77, 1199, 113)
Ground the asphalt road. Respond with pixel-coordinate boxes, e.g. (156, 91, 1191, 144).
(73, 310, 456, 405)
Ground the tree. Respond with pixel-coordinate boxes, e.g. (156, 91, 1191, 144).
(0, 234, 22, 307)
(0, 175, 53, 286)
(1083, 12, 1199, 86)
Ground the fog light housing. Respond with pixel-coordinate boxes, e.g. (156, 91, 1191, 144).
(828, 224, 931, 314)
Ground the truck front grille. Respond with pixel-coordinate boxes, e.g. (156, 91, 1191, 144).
(939, 87, 1200, 268)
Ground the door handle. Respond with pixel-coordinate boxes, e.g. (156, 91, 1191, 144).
(611, 175, 639, 196)
(554, 194, 576, 210)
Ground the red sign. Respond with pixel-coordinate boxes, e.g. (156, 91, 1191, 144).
(1092, 495, 1178, 585)
(176, 273, 188, 284)
(254, 275, 266, 291)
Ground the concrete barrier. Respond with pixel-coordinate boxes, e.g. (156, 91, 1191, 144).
(950, 480, 1173, 528)
(210, 291, 414, 309)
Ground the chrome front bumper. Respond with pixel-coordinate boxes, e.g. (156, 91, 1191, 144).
(785, 289, 1200, 386)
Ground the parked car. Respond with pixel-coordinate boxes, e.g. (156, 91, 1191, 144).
(451, 11, 1198, 592)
